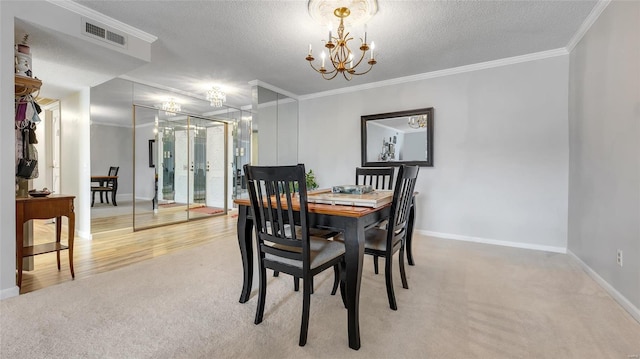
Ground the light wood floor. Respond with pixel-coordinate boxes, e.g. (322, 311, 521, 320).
(21, 211, 238, 294)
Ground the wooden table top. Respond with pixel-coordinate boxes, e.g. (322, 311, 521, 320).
(234, 189, 392, 218)
(16, 194, 76, 202)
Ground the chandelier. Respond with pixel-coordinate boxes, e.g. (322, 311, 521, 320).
(408, 115, 428, 129)
(162, 98, 181, 116)
(206, 87, 226, 107)
(305, 6, 377, 80)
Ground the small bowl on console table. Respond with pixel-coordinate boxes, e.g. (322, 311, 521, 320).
(28, 188, 51, 198)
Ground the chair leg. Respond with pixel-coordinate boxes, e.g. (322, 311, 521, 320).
(339, 261, 347, 308)
(91, 191, 95, 207)
(331, 264, 340, 295)
(373, 255, 379, 274)
(105, 191, 109, 204)
(254, 265, 267, 325)
(299, 277, 312, 346)
(399, 246, 409, 289)
(385, 255, 398, 311)
(111, 190, 118, 206)
(295, 277, 313, 294)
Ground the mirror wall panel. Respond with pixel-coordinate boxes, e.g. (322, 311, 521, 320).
(91, 79, 240, 233)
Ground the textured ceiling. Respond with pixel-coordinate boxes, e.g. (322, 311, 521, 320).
(22, 0, 598, 109)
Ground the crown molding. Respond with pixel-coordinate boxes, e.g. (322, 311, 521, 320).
(90, 120, 132, 128)
(299, 48, 569, 101)
(248, 80, 299, 100)
(566, 0, 611, 52)
(46, 0, 158, 43)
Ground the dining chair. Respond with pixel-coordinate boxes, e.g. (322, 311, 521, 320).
(356, 166, 394, 275)
(244, 164, 346, 346)
(91, 166, 119, 207)
(355, 166, 394, 191)
(333, 165, 419, 310)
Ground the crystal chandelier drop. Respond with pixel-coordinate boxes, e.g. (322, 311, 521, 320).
(206, 87, 226, 107)
(162, 98, 181, 116)
(305, 6, 377, 80)
(408, 115, 427, 129)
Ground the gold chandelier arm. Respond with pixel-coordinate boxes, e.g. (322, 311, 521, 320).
(307, 61, 337, 76)
(350, 46, 368, 69)
(349, 62, 375, 76)
(322, 70, 340, 80)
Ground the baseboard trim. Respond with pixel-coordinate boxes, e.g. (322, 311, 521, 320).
(76, 230, 92, 240)
(0, 286, 20, 300)
(567, 250, 640, 324)
(418, 230, 567, 254)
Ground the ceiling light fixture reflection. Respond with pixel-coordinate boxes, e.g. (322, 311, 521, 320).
(162, 98, 181, 116)
(408, 115, 427, 129)
(206, 87, 226, 107)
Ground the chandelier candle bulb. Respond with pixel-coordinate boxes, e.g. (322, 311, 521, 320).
(321, 51, 326, 68)
(308, 44, 312, 55)
(371, 41, 375, 59)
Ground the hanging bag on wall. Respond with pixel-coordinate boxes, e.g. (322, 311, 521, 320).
(16, 129, 38, 179)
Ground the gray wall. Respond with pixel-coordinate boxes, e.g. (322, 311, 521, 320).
(568, 1, 639, 313)
(90, 124, 133, 198)
(300, 56, 570, 251)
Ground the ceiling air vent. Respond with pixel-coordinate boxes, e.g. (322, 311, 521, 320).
(82, 19, 127, 48)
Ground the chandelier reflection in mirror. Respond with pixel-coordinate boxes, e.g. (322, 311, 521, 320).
(206, 87, 226, 107)
(305, 6, 377, 80)
(408, 115, 428, 129)
(162, 98, 181, 116)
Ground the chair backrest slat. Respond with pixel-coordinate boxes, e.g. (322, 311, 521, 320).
(356, 167, 394, 190)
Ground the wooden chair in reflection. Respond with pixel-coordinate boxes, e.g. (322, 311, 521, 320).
(91, 166, 119, 207)
(244, 164, 346, 346)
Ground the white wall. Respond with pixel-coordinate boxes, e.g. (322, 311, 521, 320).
(0, 2, 20, 299)
(568, 1, 640, 316)
(299, 56, 570, 251)
(60, 90, 92, 239)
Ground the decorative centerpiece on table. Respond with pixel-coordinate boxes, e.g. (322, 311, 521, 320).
(306, 169, 318, 190)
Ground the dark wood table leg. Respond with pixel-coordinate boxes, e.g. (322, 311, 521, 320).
(406, 198, 416, 266)
(237, 205, 254, 303)
(56, 216, 62, 270)
(112, 179, 118, 206)
(68, 212, 75, 278)
(342, 218, 364, 350)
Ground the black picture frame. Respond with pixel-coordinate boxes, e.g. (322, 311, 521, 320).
(148, 139, 156, 168)
(361, 108, 434, 167)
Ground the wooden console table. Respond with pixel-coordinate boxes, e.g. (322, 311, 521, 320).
(15, 194, 75, 288)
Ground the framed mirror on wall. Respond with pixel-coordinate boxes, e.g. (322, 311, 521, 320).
(361, 107, 434, 167)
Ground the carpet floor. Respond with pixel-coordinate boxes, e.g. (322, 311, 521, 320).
(1, 235, 639, 358)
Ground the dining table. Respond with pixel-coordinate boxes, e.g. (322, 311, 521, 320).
(90, 175, 119, 206)
(234, 189, 416, 350)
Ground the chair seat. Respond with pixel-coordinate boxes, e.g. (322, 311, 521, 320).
(267, 236, 345, 270)
(91, 186, 114, 191)
(266, 222, 340, 239)
(364, 228, 404, 252)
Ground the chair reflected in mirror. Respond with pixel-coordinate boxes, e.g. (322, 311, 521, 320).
(91, 166, 119, 207)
